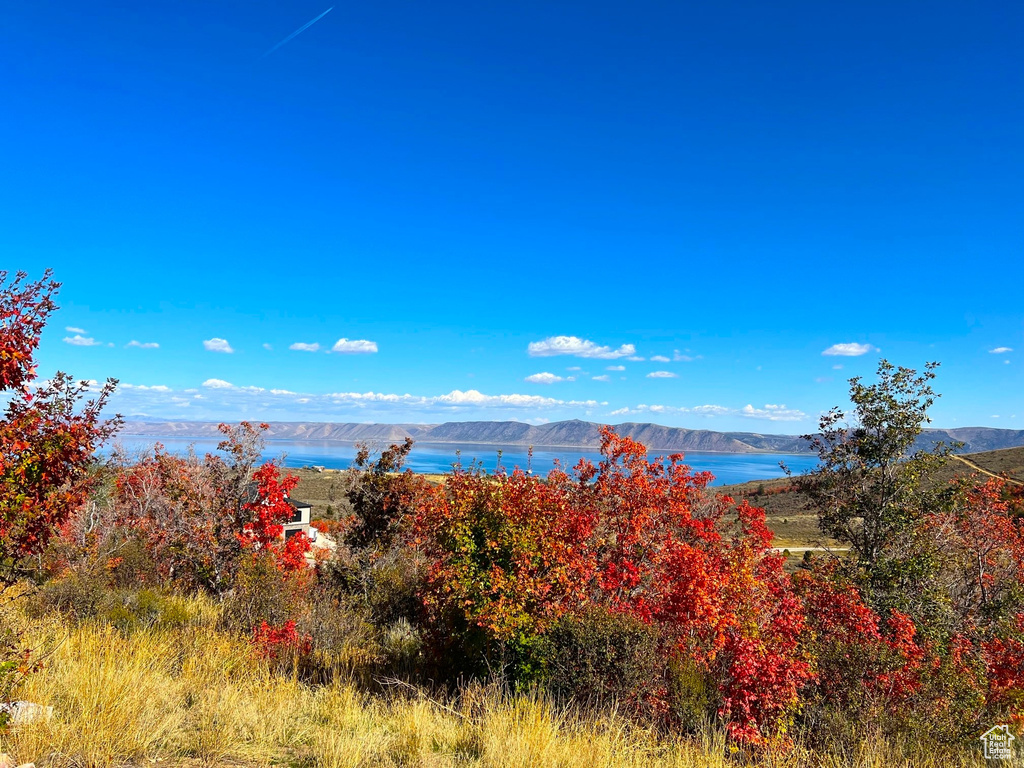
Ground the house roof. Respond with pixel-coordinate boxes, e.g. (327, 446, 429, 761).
(287, 497, 312, 509)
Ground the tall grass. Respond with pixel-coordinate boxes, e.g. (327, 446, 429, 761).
(0, 597, 987, 767)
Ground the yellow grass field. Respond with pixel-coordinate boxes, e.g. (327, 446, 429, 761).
(0, 595, 987, 768)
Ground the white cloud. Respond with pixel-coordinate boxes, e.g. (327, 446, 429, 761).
(990, 347, 1013, 354)
(65, 326, 87, 334)
(592, 375, 610, 382)
(433, 390, 603, 408)
(627, 356, 645, 362)
(647, 371, 678, 379)
(673, 350, 701, 362)
(822, 342, 877, 357)
(527, 335, 635, 359)
(289, 342, 321, 352)
(650, 355, 671, 362)
(525, 372, 565, 384)
(263, 343, 273, 351)
(111, 378, 611, 422)
(120, 383, 171, 392)
(832, 364, 843, 370)
(740, 404, 807, 422)
(63, 334, 101, 347)
(691, 405, 732, 416)
(611, 403, 730, 418)
(331, 338, 378, 354)
(610, 402, 802, 421)
(606, 365, 626, 371)
(566, 366, 582, 372)
(126, 340, 159, 349)
(203, 338, 234, 354)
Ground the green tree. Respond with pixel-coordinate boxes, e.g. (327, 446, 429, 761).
(800, 360, 953, 576)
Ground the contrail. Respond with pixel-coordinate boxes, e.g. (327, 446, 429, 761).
(262, 6, 334, 58)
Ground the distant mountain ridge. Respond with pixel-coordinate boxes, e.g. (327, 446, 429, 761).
(118, 419, 1024, 455)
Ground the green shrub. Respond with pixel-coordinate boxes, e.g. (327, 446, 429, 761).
(542, 609, 663, 715)
(300, 586, 380, 679)
(99, 588, 194, 631)
(29, 570, 107, 620)
(222, 553, 307, 632)
(666, 655, 713, 732)
(108, 537, 162, 589)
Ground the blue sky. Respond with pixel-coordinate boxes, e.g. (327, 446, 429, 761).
(5, 0, 1022, 430)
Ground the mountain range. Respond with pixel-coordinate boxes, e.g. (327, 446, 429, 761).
(118, 420, 1024, 455)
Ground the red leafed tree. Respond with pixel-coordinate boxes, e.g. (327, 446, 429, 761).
(0, 270, 119, 586)
(113, 422, 309, 592)
(926, 479, 1024, 623)
(0, 270, 118, 709)
(580, 428, 812, 744)
(415, 426, 812, 743)
(415, 462, 596, 645)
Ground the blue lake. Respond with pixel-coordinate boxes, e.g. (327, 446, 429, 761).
(108, 437, 819, 486)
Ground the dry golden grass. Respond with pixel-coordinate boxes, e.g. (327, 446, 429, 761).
(0, 597, 987, 768)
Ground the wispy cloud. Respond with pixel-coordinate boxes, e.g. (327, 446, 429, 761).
(525, 372, 565, 384)
(63, 334, 102, 347)
(120, 383, 171, 392)
(290, 342, 321, 352)
(65, 326, 87, 334)
(610, 402, 804, 422)
(331, 338, 378, 354)
(990, 347, 1013, 354)
(650, 355, 671, 363)
(203, 338, 234, 354)
(263, 343, 273, 351)
(673, 350, 702, 362)
(528, 335, 635, 360)
(647, 371, 678, 379)
(126, 340, 159, 349)
(111, 380, 607, 422)
(606, 365, 626, 371)
(592, 374, 610, 382)
(822, 342, 877, 357)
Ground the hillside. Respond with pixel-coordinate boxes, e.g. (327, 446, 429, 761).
(120, 419, 1024, 455)
(718, 445, 1024, 548)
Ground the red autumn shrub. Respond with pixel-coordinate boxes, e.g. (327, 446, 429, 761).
(1, 272, 119, 582)
(579, 429, 812, 744)
(251, 619, 312, 666)
(415, 462, 595, 644)
(983, 613, 1024, 717)
(0, 270, 118, 707)
(415, 426, 812, 743)
(113, 424, 309, 592)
